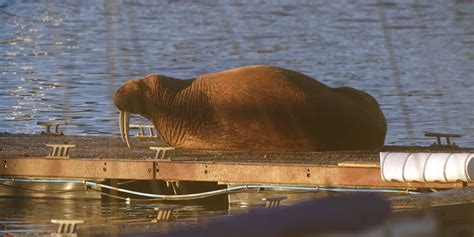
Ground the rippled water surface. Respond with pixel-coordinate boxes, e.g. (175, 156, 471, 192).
(1, 0, 474, 146)
(1, 0, 474, 234)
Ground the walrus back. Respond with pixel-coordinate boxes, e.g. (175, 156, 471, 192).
(153, 65, 386, 150)
(187, 65, 383, 150)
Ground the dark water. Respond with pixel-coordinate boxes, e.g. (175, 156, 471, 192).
(1, 0, 474, 234)
(0, 197, 226, 235)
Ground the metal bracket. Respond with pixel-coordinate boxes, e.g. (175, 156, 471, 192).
(424, 132, 461, 147)
(37, 121, 68, 136)
(51, 219, 84, 237)
(262, 196, 287, 208)
(166, 180, 180, 195)
(152, 205, 179, 222)
(150, 146, 175, 160)
(130, 124, 157, 137)
(46, 144, 76, 158)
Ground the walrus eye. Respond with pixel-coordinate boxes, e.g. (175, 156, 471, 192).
(119, 110, 131, 148)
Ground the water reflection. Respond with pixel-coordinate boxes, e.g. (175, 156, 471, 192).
(0, 197, 226, 235)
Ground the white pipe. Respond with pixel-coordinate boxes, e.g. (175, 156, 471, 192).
(380, 152, 474, 182)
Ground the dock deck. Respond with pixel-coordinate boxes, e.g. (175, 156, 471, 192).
(1, 134, 473, 189)
(2, 134, 474, 236)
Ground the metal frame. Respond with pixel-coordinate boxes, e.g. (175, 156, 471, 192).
(0, 157, 469, 189)
(46, 144, 76, 158)
(149, 146, 175, 160)
(130, 124, 157, 138)
(37, 121, 68, 135)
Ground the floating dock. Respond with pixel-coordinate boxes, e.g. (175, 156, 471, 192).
(1, 134, 473, 190)
(2, 133, 474, 236)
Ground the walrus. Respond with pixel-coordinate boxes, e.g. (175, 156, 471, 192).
(114, 65, 387, 151)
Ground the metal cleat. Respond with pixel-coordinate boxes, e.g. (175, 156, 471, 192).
(130, 124, 157, 137)
(50, 219, 84, 237)
(46, 144, 76, 158)
(38, 121, 68, 136)
(150, 146, 175, 160)
(262, 196, 287, 208)
(424, 132, 461, 147)
(152, 205, 179, 222)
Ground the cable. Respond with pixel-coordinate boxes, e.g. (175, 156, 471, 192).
(0, 178, 420, 201)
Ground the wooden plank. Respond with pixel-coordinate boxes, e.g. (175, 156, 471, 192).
(0, 157, 155, 180)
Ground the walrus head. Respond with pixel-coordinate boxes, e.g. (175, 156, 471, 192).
(114, 78, 155, 148)
(114, 75, 191, 148)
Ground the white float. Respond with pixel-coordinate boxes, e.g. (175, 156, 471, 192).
(380, 152, 474, 182)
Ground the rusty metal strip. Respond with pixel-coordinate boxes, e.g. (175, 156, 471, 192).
(0, 158, 154, 180)
(154, 161, 465, 189)
(0, 157, 466, 189)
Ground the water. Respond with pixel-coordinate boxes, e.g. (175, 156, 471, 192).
(1, 0, 473, 146)
(0, 0, 473, 234)
(0, 197, 226, 235)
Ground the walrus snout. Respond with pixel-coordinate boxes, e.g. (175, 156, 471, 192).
(114, 79, 147, 149)
(114, 80, 144, 113)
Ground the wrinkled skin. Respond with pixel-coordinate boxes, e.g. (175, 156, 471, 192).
(114, 65, 387, 151)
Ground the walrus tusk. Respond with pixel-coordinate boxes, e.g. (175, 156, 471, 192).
(119, 110, 131, 148)
(119, 111, 125, 142)
(124, 111, 130, 148)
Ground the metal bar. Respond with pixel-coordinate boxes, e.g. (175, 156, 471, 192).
(154, 161, 464, 189)
(424, 132, 462, 138)
(0, 157, 467, 188)
(0, 158, 154, 180)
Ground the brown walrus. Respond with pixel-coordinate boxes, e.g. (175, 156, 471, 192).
(114, 65, 387, 151)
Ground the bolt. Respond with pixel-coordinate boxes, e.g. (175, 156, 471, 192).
(103, 167, 107, 172)
(148, 168, 152, 173)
